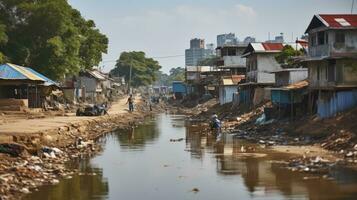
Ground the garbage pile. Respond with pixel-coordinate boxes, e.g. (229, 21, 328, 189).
(284, 156, 336, 176)
(0, 138, 102, 200)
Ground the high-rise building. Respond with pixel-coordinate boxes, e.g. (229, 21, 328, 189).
(185, 38, 212, 66)
(190, 38, 205, 49)
(217, 33, 238, 47)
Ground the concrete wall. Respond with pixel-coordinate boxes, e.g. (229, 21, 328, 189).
(223, 56, 246, 68)
(256, 54, 282, 83)
(290, 70, 308, 84)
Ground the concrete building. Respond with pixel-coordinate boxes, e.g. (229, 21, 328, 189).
(216, 44, 248, 75)
(304, 14, 357, 118)
(185, 38, 212, 66)
(217, 33, 238, 47)
(190, 38, 205, 49)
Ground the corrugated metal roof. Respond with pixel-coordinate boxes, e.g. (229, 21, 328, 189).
(250, 43, 265, 52)
(88, 70, 106, 80)
(262, 43, 284, 51)
(25, 67, 57, 86)
(0, 63, 57, 86)
(319, 14, 357, 28)
(7, 63, 43, 81)
(306, 14, 357, 33)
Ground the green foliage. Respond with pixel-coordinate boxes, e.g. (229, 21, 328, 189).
(168, 67, 185, 83)
(110, 51, 162, 87)
(275, 45, 304, 66)
(0, 0, 108, 80)
(156, 67, 185, 86)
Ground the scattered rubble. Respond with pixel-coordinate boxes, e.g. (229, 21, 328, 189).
(0, 99, 158, 200)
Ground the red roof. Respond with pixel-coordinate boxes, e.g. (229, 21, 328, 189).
(319, 14, 357, 28)
(262, 43, 284, 51)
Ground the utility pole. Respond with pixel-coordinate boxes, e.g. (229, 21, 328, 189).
(128, 60, 132, 94)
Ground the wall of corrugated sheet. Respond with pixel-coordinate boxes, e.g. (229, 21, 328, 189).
(317, 90, 357, 118)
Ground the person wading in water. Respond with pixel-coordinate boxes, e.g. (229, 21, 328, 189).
(126, 94, 134, 112)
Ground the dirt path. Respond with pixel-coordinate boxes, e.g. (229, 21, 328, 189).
(0, 97, 132, 136)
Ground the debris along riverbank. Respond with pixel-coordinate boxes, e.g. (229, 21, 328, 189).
(180, 98, 357, 176)
(0, 97, 162, 200)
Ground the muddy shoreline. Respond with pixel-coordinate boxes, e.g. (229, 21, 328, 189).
(177, 99, 357, 177)
(0, 101, 163, 200)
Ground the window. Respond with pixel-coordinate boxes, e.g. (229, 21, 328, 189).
(335, 32, 345, 44)
(228, 48, 236, 56)
(317, 66, 320, 81)
(317, 31, 325, 45)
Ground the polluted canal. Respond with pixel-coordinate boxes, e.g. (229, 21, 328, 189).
(26, 114, 357, 200)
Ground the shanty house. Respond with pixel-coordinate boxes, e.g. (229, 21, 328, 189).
(0, 63, 57, 110)
(238, 43, 285, 106)
(219, 75, 244, 105)
(304, 14, 357, 118)
(78, 70, 108, 103)
(185, 66, 218, 96)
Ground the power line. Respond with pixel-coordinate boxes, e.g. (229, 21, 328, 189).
(352, 0, 355, 14)
(101, 54, 185, 63)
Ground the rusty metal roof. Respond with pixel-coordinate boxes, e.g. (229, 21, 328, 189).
(305, 14, 357, 33)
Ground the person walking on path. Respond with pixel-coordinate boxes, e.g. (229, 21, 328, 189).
(126, 94, 134, 112)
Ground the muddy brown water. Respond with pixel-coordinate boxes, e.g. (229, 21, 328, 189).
(26, 114, 357, 200)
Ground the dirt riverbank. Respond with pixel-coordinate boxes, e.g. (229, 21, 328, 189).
(178, 98, 357, 174)
(0, 96, 165, 200)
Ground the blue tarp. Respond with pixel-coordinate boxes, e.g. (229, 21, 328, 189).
(318, 90, 357, 118)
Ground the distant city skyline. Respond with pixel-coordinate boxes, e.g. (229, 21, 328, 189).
(68, 0, 354, 73)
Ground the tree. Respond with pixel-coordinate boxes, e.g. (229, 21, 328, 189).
(0, 0, 108, 80)
(0, 23, 7, 63)
(275, 45, 305, 67)
(110, 51, 162, 87)
(168, 67, 185, 82)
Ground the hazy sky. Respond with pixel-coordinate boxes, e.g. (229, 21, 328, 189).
(68, 0, 354, 73)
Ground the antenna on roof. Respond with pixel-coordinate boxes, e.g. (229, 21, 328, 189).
(352, 0, 355, 14)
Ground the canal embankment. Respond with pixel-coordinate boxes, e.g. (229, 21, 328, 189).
(0, 96, 165, 200)
(177, 98, 357, 173)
